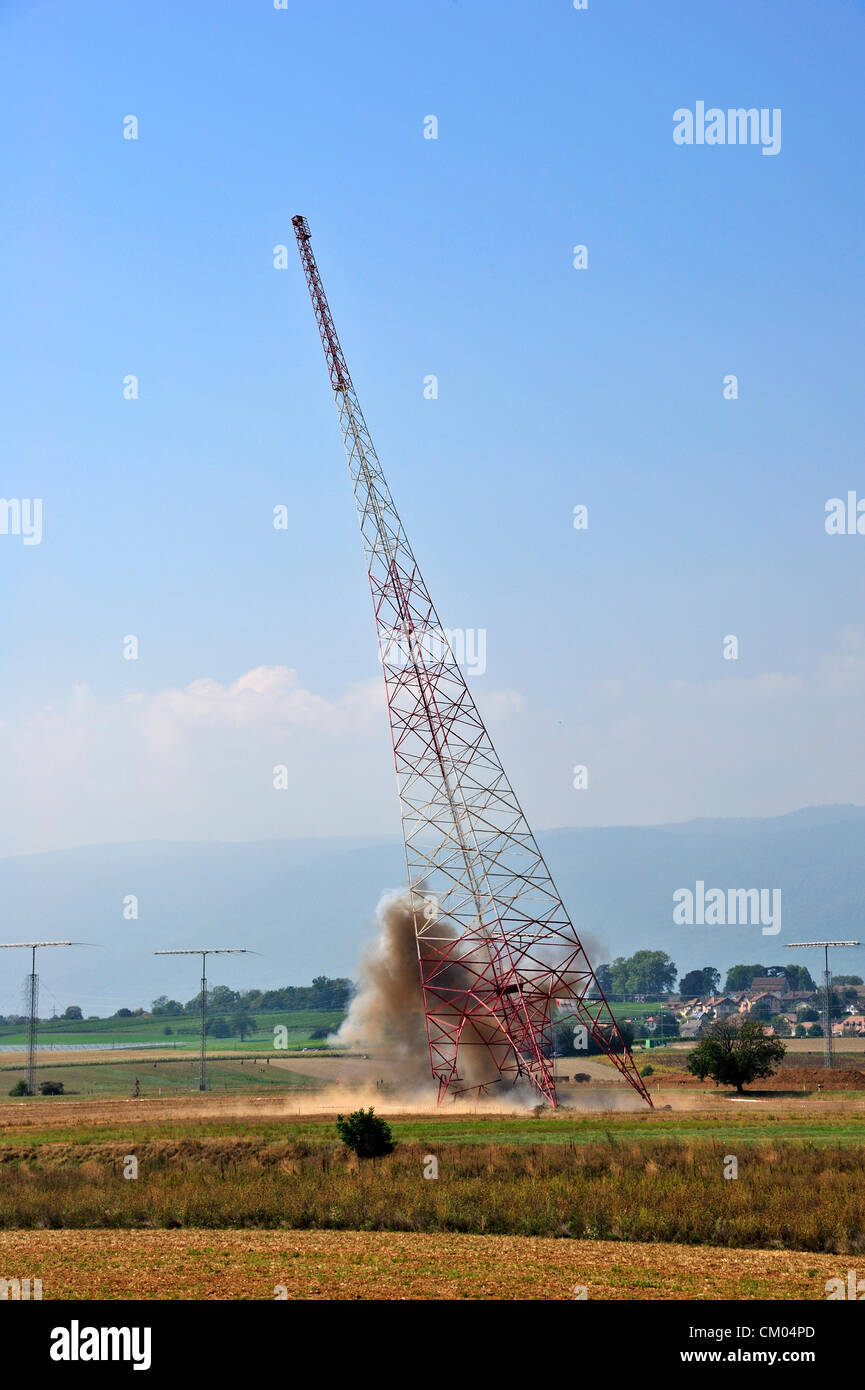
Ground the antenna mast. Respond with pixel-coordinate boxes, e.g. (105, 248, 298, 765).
(292, 215, 651, 1108)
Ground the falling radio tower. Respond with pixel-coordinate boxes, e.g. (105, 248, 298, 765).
(292, 215, 651, 1109)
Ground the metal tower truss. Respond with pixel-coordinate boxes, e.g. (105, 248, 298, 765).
(292, 214, 651, 1109)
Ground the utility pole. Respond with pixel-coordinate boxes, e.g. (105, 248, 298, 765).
(0, 942, 81, 1095)
(785, 941, 861, 1069)
(154, 949, 247, 1091)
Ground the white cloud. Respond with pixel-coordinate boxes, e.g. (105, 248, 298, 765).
(131, 666, 384, 747)
(0, 668, 528, 855)
(476, 689, 527, 720)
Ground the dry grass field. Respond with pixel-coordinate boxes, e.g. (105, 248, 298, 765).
(3, 1135, 865, 1250)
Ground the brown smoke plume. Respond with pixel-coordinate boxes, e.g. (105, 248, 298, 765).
(333, 890, 431, 1082)
(333, 890, 513, 1095)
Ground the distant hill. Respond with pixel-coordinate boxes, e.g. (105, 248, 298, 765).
(1, 806, 863, 1014)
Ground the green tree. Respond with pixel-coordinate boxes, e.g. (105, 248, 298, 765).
(230, 1010, 256, 1041)
(209, 986, 239, 1011)
(679, 967, 720, 997)
(309, 976, 353, 1010)
(335, 1108, 394, 1159)
(724, 964, 766, 992)
(206, 1017, 231, 1038)
(609, 951, 677, 998)
(781, 963, 816, 992)
(687, 1018, 786, 1094)
(553, 1020, 578, 1056)
(834, 975, 863, 987)
(61, 1005, 82, 1021)
(8, 1080, 29, 1097)
(151, 996, 184, 1017)
(595, 963, 612, 995)
(585, 1020, 634, 1056)
(38, 1080, 64, 1095)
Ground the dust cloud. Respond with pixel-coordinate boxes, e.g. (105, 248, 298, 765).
(332, 890, 525, 1097)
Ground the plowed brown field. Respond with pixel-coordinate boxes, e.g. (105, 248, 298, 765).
(0, 1228, 844, 1300)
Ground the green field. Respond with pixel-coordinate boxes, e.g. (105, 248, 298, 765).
(0, 1059, 324, 1099)
(3, 1105, 864, 1149)
(0, 1008, 345, 1052)
(0, 1001, 684, 1051)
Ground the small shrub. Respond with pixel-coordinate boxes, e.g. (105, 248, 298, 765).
(641, 1065, 654, 1077)
(8, 1080, 29, 1097)
(335, 1108, 394, 1159)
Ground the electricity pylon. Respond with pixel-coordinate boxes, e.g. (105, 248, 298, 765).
(292, 215, 651, 1108)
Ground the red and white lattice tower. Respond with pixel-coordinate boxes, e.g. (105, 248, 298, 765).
(292, 215, 651, 1109)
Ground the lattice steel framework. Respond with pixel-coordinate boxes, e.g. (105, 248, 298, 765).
(0, 942, 78, 1095)
(292, 215, 651, 1108)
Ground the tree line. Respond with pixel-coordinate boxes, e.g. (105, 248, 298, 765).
(0, 975, 353, 1029)
(141, 975, 353, 1019)
(593, 951, 829, 999)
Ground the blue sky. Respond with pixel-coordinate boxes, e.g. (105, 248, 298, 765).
(1, 0, 864, 854)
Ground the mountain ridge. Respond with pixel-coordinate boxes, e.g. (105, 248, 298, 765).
(1, 806, 862, 1013)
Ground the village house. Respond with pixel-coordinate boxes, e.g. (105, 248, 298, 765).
(679, 1017, 710, 1040)
(748, 975, 790, 997)
(739, 991, 775, 1015)
(704, 994, 738, 1018)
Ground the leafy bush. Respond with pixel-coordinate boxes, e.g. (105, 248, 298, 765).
(38, 1081, 64, 1096)
(8, 1080, 29, 1097)
(335, 1108, 394, 1159)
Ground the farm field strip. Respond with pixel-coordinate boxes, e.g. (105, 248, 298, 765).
(1, 1132, 864, 1249)
(0, 1228, 848, 1300)
(3, 1104, 864, 1149)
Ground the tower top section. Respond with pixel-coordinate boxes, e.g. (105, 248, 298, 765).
(292, 215, 353, 393)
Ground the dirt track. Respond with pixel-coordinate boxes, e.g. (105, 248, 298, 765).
(0, 1228, 846, 1300)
